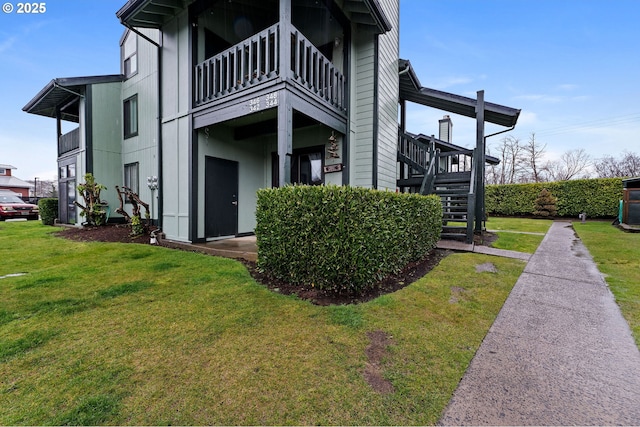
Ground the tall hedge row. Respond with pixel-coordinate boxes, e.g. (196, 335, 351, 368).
(255, 185, 442, 294)
(486, 178, 623, 218)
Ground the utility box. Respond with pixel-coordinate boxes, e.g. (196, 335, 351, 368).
(622, 177, 640, 225)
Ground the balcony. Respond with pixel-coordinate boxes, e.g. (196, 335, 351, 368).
(195, 23, 346, 115)
(59, 128, 80, 156)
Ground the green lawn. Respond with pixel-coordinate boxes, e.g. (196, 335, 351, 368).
(0, 221, 525, 425)
(485, 217, 552, 253)
(574, 221, 640, 347)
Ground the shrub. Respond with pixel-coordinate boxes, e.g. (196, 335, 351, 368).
(533, 188, 557, 218)
(38, 198, 58, 226)
(255, 185, 442, 295)
(76, 173, 107, 226)
(486, 178, 623, 218)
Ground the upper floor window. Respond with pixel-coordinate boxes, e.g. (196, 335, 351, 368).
(122, 31, 138, 78)
(123, 95, 138, 139)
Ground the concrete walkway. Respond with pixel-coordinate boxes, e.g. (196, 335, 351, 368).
(440, 221, 640, 425)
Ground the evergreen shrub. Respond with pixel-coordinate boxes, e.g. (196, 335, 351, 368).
(255, 185, 442, 295)
(37, 198, 58, 226)
(486, 178, 623, 218)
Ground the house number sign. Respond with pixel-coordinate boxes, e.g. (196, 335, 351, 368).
(249, 91, 279, 112)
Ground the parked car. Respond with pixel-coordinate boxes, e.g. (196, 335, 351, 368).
(0, 192, 39, 220)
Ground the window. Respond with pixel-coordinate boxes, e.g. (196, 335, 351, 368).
(271, 147, 324, 187)
(123, 95, 138, 138)
(124, 162, 139, 194)
(292, 151, 323, 185)
(122, 32, 138, 78)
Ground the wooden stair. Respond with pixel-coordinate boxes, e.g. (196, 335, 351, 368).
(397, 131, 476, 243)
(434, 172, 472, 241)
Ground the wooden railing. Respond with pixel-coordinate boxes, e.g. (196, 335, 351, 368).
(59, 128, 79, 156)
(195, 24, 279, 104)
(397, 130, 435, 173)
(289, 29, 345, 111)
(194, 23, 346, 112)
(437, 150, 473, 173)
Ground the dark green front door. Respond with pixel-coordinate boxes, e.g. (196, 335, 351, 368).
(205, 156, 238, 238)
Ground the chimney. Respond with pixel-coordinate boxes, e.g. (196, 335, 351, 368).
(439, 115, 453, 143)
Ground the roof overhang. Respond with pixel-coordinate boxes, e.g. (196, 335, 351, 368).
(117, 0, 392, 34)
(399, 59, 521, 128)
(343, 0, 392, 34)
(623, 177, 640, 188)
(23, 75, 124, 122)
(117, 0, 183, 29)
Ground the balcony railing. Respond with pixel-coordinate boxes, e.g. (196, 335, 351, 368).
(290, 28, 345, 111)
(195, 23, 346, 113)
(59, 127, 80, 156)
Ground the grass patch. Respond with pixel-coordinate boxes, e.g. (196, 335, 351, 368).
(97, 281, 154, 299)
(54, 394, 121, 426)
(0, 310, 18, 327)
(490, 232, 544, 253)
(29, 298, 96, 316)
(574, 221, 640, 347)
(0, 222, 525, 425)
(0, 330, 58, 362)
(486, 217, 552, 233)
(485, 217, 551, 253)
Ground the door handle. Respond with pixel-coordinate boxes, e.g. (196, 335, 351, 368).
(231, 201, 238, 206)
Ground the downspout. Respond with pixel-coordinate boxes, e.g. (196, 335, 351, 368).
(157, 33, 163, 230)
(485, 125, 516, 141)
(121, 23, 160, 48)
(480, 124, 516, 230)
(53, 82, 85, 98)
(372, 35, 379, 189)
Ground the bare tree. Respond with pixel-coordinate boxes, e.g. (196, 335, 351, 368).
(28, 179, 58, 198)
(543, 148, 591, 181)
(522, 133, 547, 182)
(594, 151, 640, 178)
(486, 135, 524, 184)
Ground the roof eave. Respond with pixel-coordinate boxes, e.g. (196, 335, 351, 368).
(23, 75, 124, 119)
(399, 59, 521, 128)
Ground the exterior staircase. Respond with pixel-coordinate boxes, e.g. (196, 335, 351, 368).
(397, 130, 476, 243)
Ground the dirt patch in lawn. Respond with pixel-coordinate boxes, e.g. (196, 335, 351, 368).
(363, 330, 395, 394)
(56, 224, 451, 306)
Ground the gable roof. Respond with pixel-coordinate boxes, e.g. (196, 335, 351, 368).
(399, 59, 520, 128)
(116, 0, 392, 33)
(23, 75, 124, 122)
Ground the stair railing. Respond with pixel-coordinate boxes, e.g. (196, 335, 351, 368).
(465, 148, 477, 243)
(420, 137, 439, 195)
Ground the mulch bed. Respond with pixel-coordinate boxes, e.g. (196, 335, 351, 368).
(56, 224, 452, 305)
(241, 250, 450, 306)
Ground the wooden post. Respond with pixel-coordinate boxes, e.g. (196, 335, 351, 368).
(279, 0, 291, 80)
(277, 90, 293, 187)
(474, 90, 485, 233)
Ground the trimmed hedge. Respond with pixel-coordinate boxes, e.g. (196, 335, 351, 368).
(255, 185, 442, 294)
(38, 198, 58, 226)
(486, 178, 623, 218)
